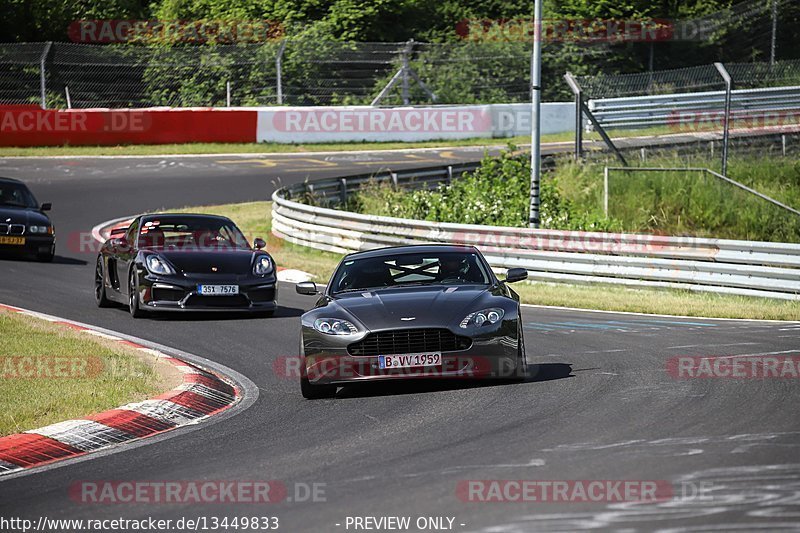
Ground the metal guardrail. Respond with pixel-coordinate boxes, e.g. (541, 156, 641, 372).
(272, 163, 800, 300)
(589, 85, 800, 130)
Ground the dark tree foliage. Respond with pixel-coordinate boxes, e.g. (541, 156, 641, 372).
(2, 0, 798, 89)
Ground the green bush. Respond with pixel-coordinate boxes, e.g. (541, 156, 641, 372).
(555, 154, 800, 242)
(344, 147, 800, 242)
(348, 146, 621, 231)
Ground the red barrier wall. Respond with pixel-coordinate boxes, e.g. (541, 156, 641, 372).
(0, 107, 257, 147)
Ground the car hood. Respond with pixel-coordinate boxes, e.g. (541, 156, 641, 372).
(148, 249, 258, 275)
(329, 285, 490, 330)
(0, 206, 50, 226)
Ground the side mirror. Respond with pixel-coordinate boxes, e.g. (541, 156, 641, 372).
(109, 227, 127, 238)
(253, 237, 266, 250)
(40, 203, 51, 211)
(111, 237, 130, 251)
(504, 268, 528, 283)
(295, 281, 318, 295)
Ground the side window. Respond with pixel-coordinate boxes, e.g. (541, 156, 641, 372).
(125, 219, 140, 246)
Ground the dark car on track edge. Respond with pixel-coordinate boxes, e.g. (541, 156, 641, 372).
(0, 177, 55, 262)
(95, 213, 277, 317)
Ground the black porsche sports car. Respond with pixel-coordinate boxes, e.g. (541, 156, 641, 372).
(0, 177, 55, 262)
(95, 213, 277, 317)
(295, 244, 529, 399)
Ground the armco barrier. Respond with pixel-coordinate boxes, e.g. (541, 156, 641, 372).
(0, 106, 257, 147)
(0, 103, 574, 147)
(589, 85, 800, 131)
(256, 103, 574, 143)
(272, 164, 800, 300)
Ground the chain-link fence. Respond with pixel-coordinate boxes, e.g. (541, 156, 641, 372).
(575, 60, 800, 100)
(0, 40, 614, 108)
(0, 43, 48, 106)
(565, 59, 800, 171)
(0, 0, 796, 110)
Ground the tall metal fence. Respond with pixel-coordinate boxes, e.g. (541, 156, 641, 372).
(565, 59, 800, 169)
(1, 40, 612, 109)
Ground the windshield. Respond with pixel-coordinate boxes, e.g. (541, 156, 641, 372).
(137, 217, 250, 250)
(330, 251, 491, 293)
(0, 182, 38, 209)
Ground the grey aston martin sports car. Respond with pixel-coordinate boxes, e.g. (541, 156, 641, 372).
(295, 244, 529, 399)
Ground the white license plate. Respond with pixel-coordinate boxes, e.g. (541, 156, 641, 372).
(379, 352, 442, 369)
(197, 284, 239, 296)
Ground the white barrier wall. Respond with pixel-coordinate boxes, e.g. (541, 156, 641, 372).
(256, 103, 574, 143)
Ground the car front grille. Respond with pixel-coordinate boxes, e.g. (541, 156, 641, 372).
(185, 294, 249, 308)
(348, 328, 472, 356)
(0, 224, 25, 235)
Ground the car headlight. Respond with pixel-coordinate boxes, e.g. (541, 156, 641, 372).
(28, 225, 49, 234)
(253, 255, 273, 275)
(144, 254, 175, 275)
(313, 318, 358, 335)
(459, 308, 505, 329)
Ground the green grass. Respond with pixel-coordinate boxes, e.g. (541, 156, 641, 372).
(0, 310, 172, 436)
(556, 155, 800, 242)
(0, 126, 692, 158)
(513, 282, 800, 321)
(171, 200, 800, 321)
(0, 136, 540, 158)
(0, 120, 784, 159)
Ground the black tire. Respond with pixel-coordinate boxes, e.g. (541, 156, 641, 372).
(299, 354, 337, 399)
(510, 317, 528, 382)
(301, 375, 337, 399)
(128, 269, 146, 318)
(95, 256, 112, 308)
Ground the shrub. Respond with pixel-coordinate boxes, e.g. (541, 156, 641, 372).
(348, 146, 622, 231)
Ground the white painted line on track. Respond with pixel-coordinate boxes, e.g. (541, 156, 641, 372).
(666, 342, 761, 350)
(705, 349, 799, 360)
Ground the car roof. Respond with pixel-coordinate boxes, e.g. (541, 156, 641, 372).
(139, 213, 234, 224)
(0, 177, 25, 185)
(343, 244, 480, 261)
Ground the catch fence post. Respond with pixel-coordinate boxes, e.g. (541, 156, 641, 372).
(276, 39, 287, 104)
(39, 42, 53, 109)
(714, 62, 732, 176)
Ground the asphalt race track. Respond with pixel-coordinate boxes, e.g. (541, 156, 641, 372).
(1, 148, 800, 532)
